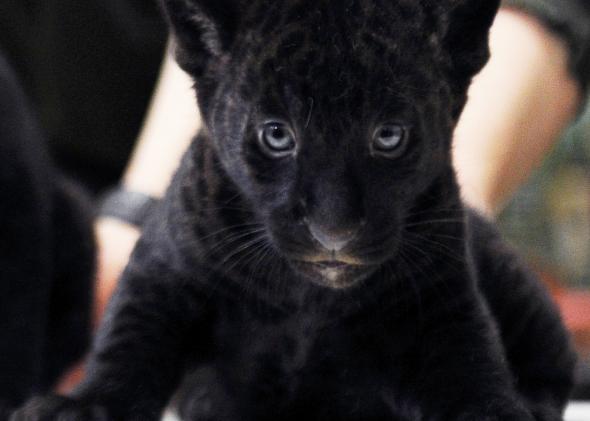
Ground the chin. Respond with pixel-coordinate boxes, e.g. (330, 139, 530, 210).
(289, 260, 377, 289)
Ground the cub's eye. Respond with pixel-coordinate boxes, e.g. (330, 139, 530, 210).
(258, 122, 297, 158)
(371, 124, 408, 158)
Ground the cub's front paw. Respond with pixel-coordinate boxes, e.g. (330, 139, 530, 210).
(10, 395, 109, 421)
(451, 403, 535, 421)
(529, 404, 563, 421)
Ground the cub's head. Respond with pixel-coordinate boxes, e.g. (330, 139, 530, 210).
(161, 0, 500, 288)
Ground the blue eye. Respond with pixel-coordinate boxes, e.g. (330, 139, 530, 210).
(259, 122, 297, 158)
(372, 124, 408, 157)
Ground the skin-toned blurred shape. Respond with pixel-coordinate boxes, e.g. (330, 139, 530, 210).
(454, 8, 582, 216)
(95, 49, 198, 322)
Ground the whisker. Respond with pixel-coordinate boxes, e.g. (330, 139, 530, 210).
(404, 208, 465, 218)
(198, 206, 256, 214)
(198, 222, 263, 242)
(398, 241, 459, 318)
(202, 228, 267, 259)
(218, 235, 269, 270)
(403, 233, 465, 265)
(242, 237, 275, 287)
(403, 218, 465, 228)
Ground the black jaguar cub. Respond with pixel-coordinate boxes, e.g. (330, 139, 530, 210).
(13, 0, 576, 420)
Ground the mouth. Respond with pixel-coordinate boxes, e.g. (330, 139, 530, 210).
(289, 257, 375, 288)
(311, 260, 351, 270)
(297, 256, 363, 274)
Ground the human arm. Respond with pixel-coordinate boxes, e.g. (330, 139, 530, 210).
(95, 47, 200, 323)
(453, 7, 585, 216)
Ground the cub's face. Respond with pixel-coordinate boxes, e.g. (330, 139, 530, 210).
(163, 0, 500, 288)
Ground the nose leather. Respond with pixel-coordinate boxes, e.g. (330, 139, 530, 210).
(308, 223, 357, 252)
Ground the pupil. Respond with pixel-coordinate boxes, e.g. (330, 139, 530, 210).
(272, 127, 285, 139)
(381, 129, 395, 138)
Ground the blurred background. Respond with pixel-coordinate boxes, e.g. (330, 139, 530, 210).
(499, 105, 590, 377)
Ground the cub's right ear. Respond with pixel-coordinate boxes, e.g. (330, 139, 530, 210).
(160, 0, 243, 77)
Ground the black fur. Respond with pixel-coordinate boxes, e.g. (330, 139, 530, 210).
(12, 1, 576, 420)
(0, 54, 95, 417)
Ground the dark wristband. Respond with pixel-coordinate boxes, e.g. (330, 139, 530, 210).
(99, 187, 159, 227)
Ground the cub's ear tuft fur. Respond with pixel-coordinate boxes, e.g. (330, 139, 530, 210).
(160, 0, 243, 76)
(424, 0, 500, 117)
(443, 0, 501, 82)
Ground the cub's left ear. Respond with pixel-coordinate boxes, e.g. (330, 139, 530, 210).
(160, 0, 243, 77)
(442, 0, 501, 83)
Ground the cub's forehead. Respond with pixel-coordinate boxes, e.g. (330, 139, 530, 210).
(244, 0, 432, 53)
(246, 0, 429, 30)
(238, 0, 442, 93)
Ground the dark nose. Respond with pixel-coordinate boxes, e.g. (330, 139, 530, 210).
(308, 222, 358, 252)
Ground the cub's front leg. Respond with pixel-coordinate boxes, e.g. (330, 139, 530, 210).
(12, 240, 213, 421)
(407, 279, 534, 421)
(468, 210, 576, 420)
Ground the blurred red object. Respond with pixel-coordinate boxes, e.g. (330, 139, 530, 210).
(555, 290, 590, 355)
(556, 291, 590, 332)
(539, 268, 590, 356)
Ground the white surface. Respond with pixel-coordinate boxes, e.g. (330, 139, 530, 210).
(163, 403, 590, 420)
(565, 402, 590, 421)
(163, 412, 179, 421)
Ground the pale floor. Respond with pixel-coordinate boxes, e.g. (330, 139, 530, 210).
(566, 402, 590, 421)
(163, 402, 590, 420)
